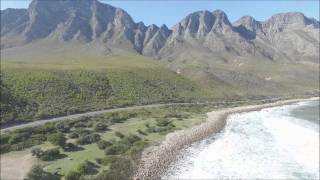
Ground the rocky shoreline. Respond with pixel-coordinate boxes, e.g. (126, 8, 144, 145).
(133, 97, 319, 180)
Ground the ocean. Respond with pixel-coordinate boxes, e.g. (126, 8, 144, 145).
(165, 100, 320, 179)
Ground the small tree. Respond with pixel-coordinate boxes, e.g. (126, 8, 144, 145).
(124, 134, 141, 145)
(68, 132, 79, 139)
(156, 118, 171, 127)
(115, 131, 125, 139)
(105, 143, 129, 155)
(25, 165, 57, 180)
(94, 123, 107, 132)
(31, 147, 43, 158)
(97, 140, 112, 150)
(39, 148, 61, 161)
(98, 158, 133, 180)
(77, 161, 91, 175)
(65, 171, 81, 180)
(64, 142, 78, 151)
(76, 134, 100, 145)
(47, 133, 66, 147)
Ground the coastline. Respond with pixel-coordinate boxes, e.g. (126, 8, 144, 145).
(133, 97, 320, 180)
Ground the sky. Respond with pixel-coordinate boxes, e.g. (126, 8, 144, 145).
(1, 0, 319, 28)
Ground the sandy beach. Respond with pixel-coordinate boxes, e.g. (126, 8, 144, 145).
(133, 97, 319, 180)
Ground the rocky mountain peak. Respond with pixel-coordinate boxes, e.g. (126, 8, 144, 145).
(136, 22, 147, 30)
(160, 24, 169, 31)
(170, 9, 233, 38)
(263, 12, 319, 32)
(212, 10, 230, 23)
(159, 24, 171, 36)
(233, 15, 262, 39)
(210, 9, 232, 32)
(233, 16, 260, 28)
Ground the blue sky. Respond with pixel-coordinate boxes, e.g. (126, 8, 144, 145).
(1, 0, 319, 27)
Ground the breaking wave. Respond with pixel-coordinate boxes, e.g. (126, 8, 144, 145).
(165, 101, 319, 179)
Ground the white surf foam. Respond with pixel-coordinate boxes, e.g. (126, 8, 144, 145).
(165, 101, 320, 179)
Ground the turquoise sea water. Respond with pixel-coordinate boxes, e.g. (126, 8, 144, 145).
(165, 100, 320, 179)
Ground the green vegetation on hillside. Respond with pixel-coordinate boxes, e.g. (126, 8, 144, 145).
(1, 67, 216, 126)
(3, 51, 317, 127)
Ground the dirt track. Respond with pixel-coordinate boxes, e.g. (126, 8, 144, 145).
(0, 151, 35, 180)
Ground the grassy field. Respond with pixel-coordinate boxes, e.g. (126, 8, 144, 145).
(41, 112, 206, 176)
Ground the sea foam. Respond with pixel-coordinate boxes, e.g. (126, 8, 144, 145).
(165, 101, 319, 179)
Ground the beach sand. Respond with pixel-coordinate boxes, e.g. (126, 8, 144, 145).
(134, 97, 319, 180)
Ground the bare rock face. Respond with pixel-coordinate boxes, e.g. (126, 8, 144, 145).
(1, 0, 319, 62)
(1, 0, 142, 51)
(1, 9, 29, 36)
(232, 12, 319, 62)
(142, 25, 171, 56)
(160, 10, 256, 58)
(260, 12, 319, 61)
(1, 8, 30, 47)
(233, 16, 262, 40)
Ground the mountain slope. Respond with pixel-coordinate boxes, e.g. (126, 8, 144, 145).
(0, 0, 173, 55)
(1, 0, 319, 126)
(158, 10, 319, 63)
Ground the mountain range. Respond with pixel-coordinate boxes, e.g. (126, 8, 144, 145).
(1, 0, 319, 63)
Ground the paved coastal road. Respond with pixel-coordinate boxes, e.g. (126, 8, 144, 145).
(0, 103, 199, 133)
(0, 98, 283, 133)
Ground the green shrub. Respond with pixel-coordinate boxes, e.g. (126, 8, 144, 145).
(31, 134, 46, 141)
(156, 118, 172, 127)
(55, 122, 70, 133)
(65, 171, 81, 180)
(115, 131, 125, 139)
(97, 140, 112, 150)
(47, 133, 66, 147)
(8, 133, 25, 144)
(144, 122, 150, 128)
(93, 158, 133, 180)
(37, 123, 56, 134)
(77, 161, 91, 175)
(128, 140, 149, 158)
(123, 134, 141, 145)
(25, 165, 58, 180)
(76, 134, 100, 145)
(74, 122, 87, 128)
(39, 148, 60, 161)
(87, 122, 94, 128)
(0, 134, 10, 144)
(64, 143, 78, 152)
(96, 155, 120, 166)
(68, 132, 79, 139)
(136, 129, 147, 136)
(105, 143, 129, 155)
(74, 128, 91, 137)
(94, 123, 108, 132)
(0, 144, 11, 154)
(31, 147, 43, 157)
